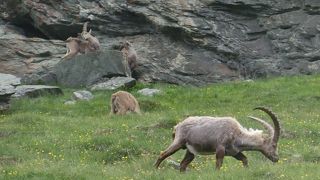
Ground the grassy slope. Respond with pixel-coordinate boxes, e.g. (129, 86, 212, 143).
(0, 75, 320, 179)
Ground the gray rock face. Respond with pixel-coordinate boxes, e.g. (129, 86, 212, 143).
(55, 51, 131, 88)
(90, 77, 136, 91)
(0, 23, 65, 84)
(137, 88, 161, 96)
(0, 73, 21, 86)
(1, 0, 320, 85)
(0, 85, 15, 97)
(72, 90, 94, 101)
(12, 85, 63, 98)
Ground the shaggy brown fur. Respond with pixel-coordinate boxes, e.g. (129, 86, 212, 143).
(120, 41, 137, 70)
(62, 37, 89, 59)
(62, 22, 100, 60)
(81, 22, 100, 51)
(110, 91, 141, 115)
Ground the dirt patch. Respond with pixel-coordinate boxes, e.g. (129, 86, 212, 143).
(304, 155, 320, 163)
(0, 130, 16, 138)
(135, 120, 176, 131)
(0, 156, 19, 165)
(139, 100, 162, 112)
(280, 129, 297, 139)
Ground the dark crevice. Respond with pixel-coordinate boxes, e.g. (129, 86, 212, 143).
(208, 2, 271, 18)
(98, 10, 156, 37)
(10, 15, 49, 39)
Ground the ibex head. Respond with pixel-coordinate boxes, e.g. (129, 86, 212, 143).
(248, 107, 280, 162)
(120, 41, 132, 50)
(81, 22, 92, 40)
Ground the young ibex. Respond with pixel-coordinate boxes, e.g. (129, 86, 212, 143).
(62, 36, 89, 59)
(62, 22, 100, 59)
(81, 22, 100, 51)
(110, 91, 141, 115)
(155, 107, 280, 172)
(120, 41, 137, 71)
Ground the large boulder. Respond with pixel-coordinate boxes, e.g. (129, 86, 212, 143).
(54, 51, 131, 88)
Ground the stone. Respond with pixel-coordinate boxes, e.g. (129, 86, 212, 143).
(54, 51, 131, 88)
(90, 77, 136, 91)
(72, 90, 93, 101)
(64, 100, 76, 105)
(166, 160, 180, 170)
(12, 85, 63, 98)
(137, 88, 161, 96)
(0, 73, 21, 86)
(0, 85, 16, 112)
(0, 85, 15, 97)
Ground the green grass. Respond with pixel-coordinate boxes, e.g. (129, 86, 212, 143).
(1, 75, 320, 179)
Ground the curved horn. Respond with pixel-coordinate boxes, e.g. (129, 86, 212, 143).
(82, 22, 88, 32)
(247, 116, 274, 136)
(254, 107, 280, 143)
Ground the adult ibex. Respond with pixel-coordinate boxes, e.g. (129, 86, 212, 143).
(81, 22, 100, 51)
(155, 107, 280, 172)
(110, 91, 141, 115)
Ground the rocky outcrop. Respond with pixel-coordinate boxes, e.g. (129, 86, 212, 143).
(12, 85, 63, 98)
(1, 0, 320, 85)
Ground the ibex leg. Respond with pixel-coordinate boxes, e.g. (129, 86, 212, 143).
(179, 150, 195, 172)
(233, 152, 248, 167)
(215, 145, 225, 170)
(154, 142, 183, 168)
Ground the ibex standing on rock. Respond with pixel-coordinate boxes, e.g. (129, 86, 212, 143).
(155, 107, 281, 172)
(81, 22, 100, 51)
(120, 41, 137, 71)
(110, 91, 141, 115)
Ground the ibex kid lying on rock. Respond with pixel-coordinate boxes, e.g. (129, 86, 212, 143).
(62, 36, 89, 59)
(110, 91, 141, 115)
(155, 107, 280, 172)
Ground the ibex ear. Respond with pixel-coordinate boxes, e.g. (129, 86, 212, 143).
(88, 29, 92, 34)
